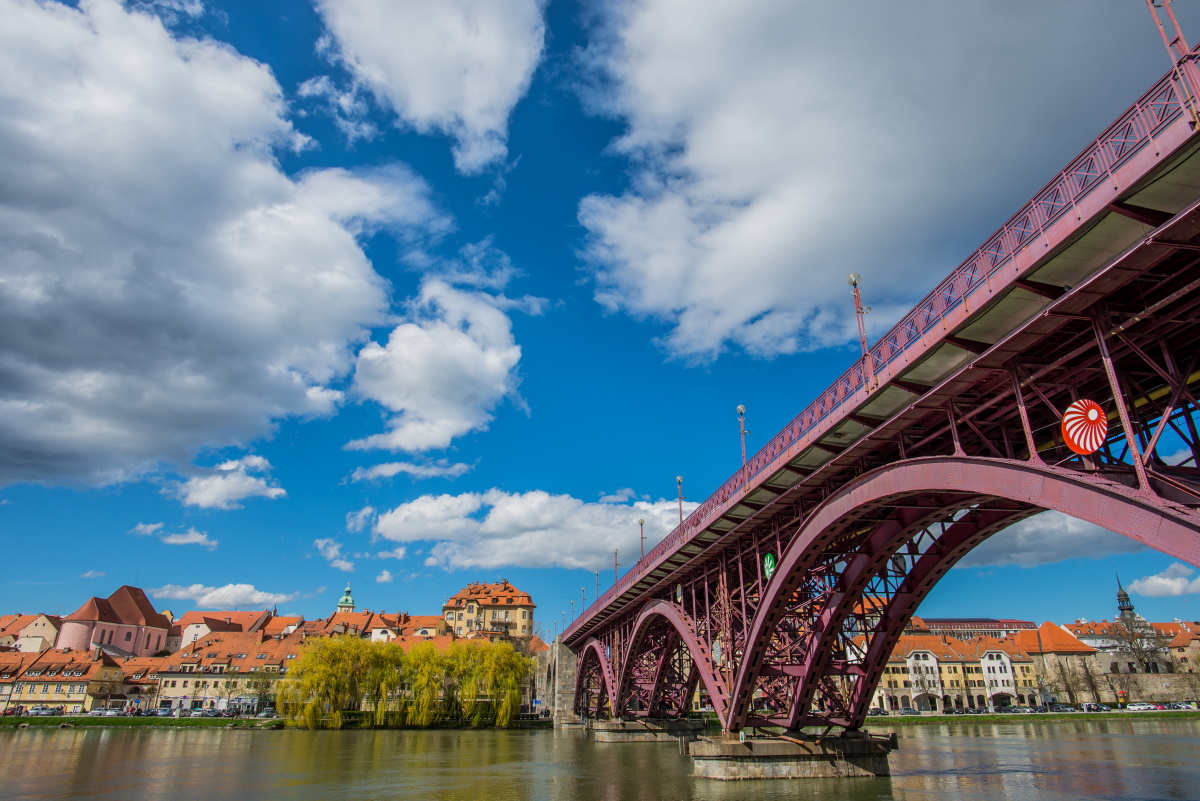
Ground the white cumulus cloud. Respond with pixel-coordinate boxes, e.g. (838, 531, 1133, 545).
(350, 460, 471, 482)
(150, 582, 298, 608)
(314, 538, 354, 572)
(577, 2, 1177, 360)
(314, 0, 547, 172)
(175, 455, 286, 510)
(159, 527, 218, 550)
(0, 0, 446, 488)
(1129, 563, 1200, 597)
(376, 569, 394, 584)
(347, 270, 541, 453)
(130, 522, 165, 537)
(374, 489, 696, 571)
(957, 511, 1144, 569)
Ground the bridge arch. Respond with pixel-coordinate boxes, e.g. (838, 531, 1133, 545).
(727, 455, 1200, 732)
(573, 638, 617, 719)
(614, 600, 728, 720)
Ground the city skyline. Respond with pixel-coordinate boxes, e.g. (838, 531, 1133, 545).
(4, 0, 1200, 629)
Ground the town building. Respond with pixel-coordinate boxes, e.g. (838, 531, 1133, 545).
(0, 614, 60, 653)
(56, 585, 171, 658)
(919, 618, 1036, 640)
(871, 633, 1037, 712)
(7, 649, 123, 713)
(442, 580, 536, 638)
(156, 630, 307, 713)
(165, 610, 271, 653)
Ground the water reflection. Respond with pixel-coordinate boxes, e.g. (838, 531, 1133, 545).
(0, 720, 1196, 801)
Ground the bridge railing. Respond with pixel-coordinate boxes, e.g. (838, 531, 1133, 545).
(567, 49, 1200, 640)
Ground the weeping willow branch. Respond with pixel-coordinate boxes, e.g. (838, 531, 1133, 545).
(279, 637, 532, 729)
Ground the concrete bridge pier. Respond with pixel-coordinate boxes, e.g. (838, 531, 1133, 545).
(689, 729, 895, 780)
(535, 637, 582, 728)
(591, 718, 706, 743)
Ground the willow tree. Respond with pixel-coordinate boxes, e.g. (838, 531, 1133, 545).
(404, 642, 449, 727)
(454, 641, 531, 727)
(279, 636, 401, 729)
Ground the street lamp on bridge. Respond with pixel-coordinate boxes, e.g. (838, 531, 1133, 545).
(614, 548, 620, 585)
(676, 475, 684, 524)
(847, 273, 874, 386)
(737, 405, 749, 466)
(639, 518, 645, 559)
(595, 570, 600, 602)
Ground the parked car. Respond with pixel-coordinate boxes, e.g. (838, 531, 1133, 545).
(28, 706, 58, 716)
(1127, 703, 1160, 711)
(103, 708, 126, 716)
(1081, 703, 1110, 712)
(942, 707, 961, 715)
(155, 708, 174, 717)
(1166, 702, 1194, 710)
(1050, 705, 1076, 713)
(256, 708, 278, 718)
(963, 707, 986, 715)
(866, 708, 889, 717)
(188, 709, 206, 717)
(898, 707, 921, 716)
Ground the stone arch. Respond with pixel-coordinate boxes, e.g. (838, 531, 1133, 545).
(728, 456, 1200, 732)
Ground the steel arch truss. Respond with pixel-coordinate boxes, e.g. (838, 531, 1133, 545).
(614, 601, 725, 720)
(727, 457, 1200, 732)
(574, 639, 616, 719)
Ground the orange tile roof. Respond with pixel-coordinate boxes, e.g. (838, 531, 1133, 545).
(0, 614, 37, 637)
(1009, 622, 1096, 655)
(65, 586, 169, 629)
(443, 580, 535, 608)
(262, 616, 303, 635)
(527, 635, 549, 654)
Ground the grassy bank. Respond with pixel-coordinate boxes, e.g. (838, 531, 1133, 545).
(0, 715, 554, 732)
(861, 710, 1200, 727)
(0, 716, 271, 730)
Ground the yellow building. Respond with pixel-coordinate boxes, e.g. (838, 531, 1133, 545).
(442, 580, 536, 638)
(8, 649, 123, 713)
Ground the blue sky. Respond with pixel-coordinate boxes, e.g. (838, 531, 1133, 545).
(3, 0, 1200, 633)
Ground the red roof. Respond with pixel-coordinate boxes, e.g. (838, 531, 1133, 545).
(1010, 622, 1096, 655)
(65, 586, 169, 629)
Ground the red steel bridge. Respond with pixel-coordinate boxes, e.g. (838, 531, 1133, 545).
(564, 20, 1200, 735)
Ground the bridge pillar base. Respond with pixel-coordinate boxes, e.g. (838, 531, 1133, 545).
(592, 718, 705, 743)
(690, 731, 894, 780)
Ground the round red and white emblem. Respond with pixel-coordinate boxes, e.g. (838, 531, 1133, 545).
(1062, 399, 1107, 455)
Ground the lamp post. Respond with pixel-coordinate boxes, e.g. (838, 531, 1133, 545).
(595, 570, 600, 602)
(847, 273, 874, 386)
(676, 476, 684, 525)
(570, 600, 574, 620)
(639, 519, 646, 560)
(614, 549, 620, 584)
(581, 587, 586, 612)
(737, 405, 749, 465)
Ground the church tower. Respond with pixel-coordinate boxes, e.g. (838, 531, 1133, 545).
(1116, 571, 1135, 623)
(337, 583, 355, 613)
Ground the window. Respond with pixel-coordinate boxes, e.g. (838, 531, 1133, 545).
(125, 632, 132, 642)
(256, 654, 268, 659)
(40, 684, 48, 693)
(182, 681, 188, 688)
(107, 631, 114, 644)
(55, 684, 62, 693)
(504, 611, 510, 620)
(522, 611, 528, 620)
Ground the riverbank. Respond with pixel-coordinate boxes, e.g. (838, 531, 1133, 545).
(861, 709, 1200, 727)
(0, 715, 554, 731)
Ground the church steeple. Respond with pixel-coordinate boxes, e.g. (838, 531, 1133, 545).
(337, 583, 355, 613)
(1116, 571, 1135, 621)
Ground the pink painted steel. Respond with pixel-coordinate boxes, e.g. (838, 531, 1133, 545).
(728, 456, 1200, 731)
(613, 600, 729, 721)
(567, 46, 1200, 641)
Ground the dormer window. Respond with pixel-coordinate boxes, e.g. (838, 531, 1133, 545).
(256, 654, 267, 659)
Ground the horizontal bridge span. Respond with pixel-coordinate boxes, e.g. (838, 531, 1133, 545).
(566, 43, 1200, 649)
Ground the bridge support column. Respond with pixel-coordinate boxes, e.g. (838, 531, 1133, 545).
(591, 718, 706, 743)
(535, 638, 582, 728)
(689, 730, 895, 780)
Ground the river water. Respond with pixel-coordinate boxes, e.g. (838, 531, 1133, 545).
(1, 719, 1197, 800)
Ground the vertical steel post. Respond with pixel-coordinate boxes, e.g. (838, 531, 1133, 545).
(677, 475, 685, 524)
(1010, 372, 1044, 464)
(737, 405, 749, 465)
(1092, 317, 1152, 493)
